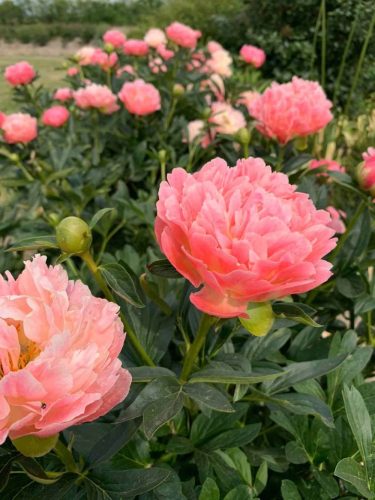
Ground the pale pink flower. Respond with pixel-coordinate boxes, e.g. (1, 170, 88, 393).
(155, 157, 336, 318)
(0, 112, 6, 128)
(156, 44, 175, 60)
(207, 41, 224, 53)
(54, 87, 73, 102)
(166, 22, 201, 49)
(103, 29, 126, 48)
(144, 28, 167, 48)
(118, 79, 161, 116)
(186, 119, 213, 148)
(1, 113, 37, 144)
(309, 159, 345, 177)
(75, 46, 96, 66)
(90, 49, 118, 71)
(240, 45, 266, 68)
(205, 49, 232, 78)
(210, 102, 246, 135)
(237, 90, 261, 114)
(74, 84, 119, 114)
(358, 147, 375, 196)
(42, 106, 70, 128)
(149, 58, 167, 74)
(249, 77, 333, 144)
(116, 65, 136, 77)
(0, 255, 131, 444)
(4, 61, 36, 86)
(123, 39, 149, 57)
(201, 74, 225, 102)
(67, 67, 79, 77)
(326, 207, 346, 234)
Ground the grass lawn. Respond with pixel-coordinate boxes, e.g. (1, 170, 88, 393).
(0, 56, 65, 112)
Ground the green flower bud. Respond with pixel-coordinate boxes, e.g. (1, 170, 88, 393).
(202, 107, 212, 120)
(172, 83, 185, 97)
(56, 216, 92, 255)
(9, 153, 20, 163)
(104, 42, 114, 53)
(12, 434, 58, 458)
(236, 127, 251, 145)
(294, 136, 308, 151)
(158, 149, 167, 163)
(239, 302, 274, 337)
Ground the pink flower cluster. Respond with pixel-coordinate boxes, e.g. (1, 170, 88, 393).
(74, 84, 119, 114)
(249, 77, 333, 144)
(103, 29, 127, 49)
(42, 106, 70, 128)
(155, 157, 336, 318)
(118, 79, 161, 116)
(54, 87, 73, 102)
(0, 255, 131, 443)
(1, 113, 37, 144)
(358, 147, 375, 197)
(4, 61, 36, 86)
(240, 45, 266, 68)
(166, 22, 201, 49)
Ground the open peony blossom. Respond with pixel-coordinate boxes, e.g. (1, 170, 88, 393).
(74, 84, 119, 114)
(309, 159, 345, 177)
(5, 61, 36, 86)
(42, 106, 70, 128)
(186, 120, 213, 148)
(0, 255, 131, 443)
(155, 157, 337, 318)
(90, 49, 118, 71)
(116, 64, 136, 77)
(123, 39, 149, 57)
(201, 74, 225, 102)
(1, 113, 37, 144)
(54, 87, 73, 102)
(118, 79, 161, 116)
(157, 44, 175, 61)
(240, 45, 266, 68)
(207, 41, 224, 53)
(75, 46, 96, 66)
(103, 29, 126, 48)
(166, 22, 201, 49)
(144, 28, 167, 48)
(205, 49, 232, 78)
(358, 147, 375, 197)
(210, 102, 246, 135)
(249, 77, 333, 144)
(67, 67, 79, 77)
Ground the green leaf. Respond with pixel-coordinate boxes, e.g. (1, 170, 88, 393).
(129, 366, 176, 383)
(223, 485, 253, 500)
(337, 273, 366, 298)
(270, 393, 334, 427)
(202, 423, 261, 451)
(199, 477, 220, 500)
(0, 454, 18, 492)
(147, 259, 182, 278)
(89, 208, 115, 229)
(281, 479, 302, 500)
(99, 261, 145, 308)
(342, 385, 372, 469)
(16, 456, 63, 485)
(285, 441, 309, 464)
(354, 295, 375, 315)
(254, 461, 268, 495)
(184, 383, 234, 413)
(6, 235, 58, 252)
(189, 366, 283, 385)
(243, 327, 291, 361)
(11, 434, 58, 458)
(334, 458, 374, 498)
(143, 390, 184, 439)
(239, 302, 274, 336)
(313, 470, 339, 499)
(272, 301, 321, 327)
(166, 436, 195, 455)
(223, 448, 252, 484)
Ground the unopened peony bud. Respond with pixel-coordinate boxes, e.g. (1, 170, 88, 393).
(173, 83, 185, 97)
(104, 42, 114, 53)
(239, 302, 274, 337)
(9, 153, 20, 162)
(158, 149, 167, 163)
(295, 136, 308, 151)
(12, 434, 58, 458)
(236, 127, 250, 146)
(202, 107, 211, 119)
(56, 216, 92, 255)
(357, 147, 375, 197)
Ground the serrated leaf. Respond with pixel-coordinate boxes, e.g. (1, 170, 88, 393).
(184, 383, 234, 413)
(272, 301, 321, 327)
(99, 262, 145, 307)
(147, 259, 182, 278)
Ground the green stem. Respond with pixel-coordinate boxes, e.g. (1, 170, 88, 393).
(81, 251, 155, 367)
(164, 97, 176, 132)
(344, 8, 375, 115)
(276, 144, 285, 171)
(329, 200, 366, 261)
(310, 3, 322, 76)
(180, 314, 217, 382)
(243, 142, 249, 158)
(320, 0, 327, 88)
(54, 439, 78, 473)
(16, 160, 34, 182)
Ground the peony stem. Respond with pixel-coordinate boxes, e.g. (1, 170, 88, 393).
(180, 314, 217, 383)
(329, 200, 366, 261)
(81, 251, 156, 367)
(54, 439, 78, 473)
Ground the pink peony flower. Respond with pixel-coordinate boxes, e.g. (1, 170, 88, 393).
(144, 28, 167, 48)
(249, 77, 333, 144)
(155, 157, 336, 318)
(67, 67, 79, 77)
(1, 113, 37, 144)
(90, 49, 118, 71)
(118, 79, 161, 116)
(75, 46, 96, 66)
(74, 84, 119, 114)
(116, 64, 136, 77)
(123, 39, 149, 57)
(157, 44, 175, 61)
(326, 207, 346, 234)
(42, 106, 70, 128)
(201, 74, 225, 102)
(0, 255, 131, 444)
(4, 61, 36, 86)
(205, 49, 232, 78)
(0, 112, 6, 128)
(309, 159, 345, 177)
(358, 147, 375, 196)
(207, 41, 224, 53)
(54, 87, 73, 102)
(186, 120, 213, 148)
(165, 22, 201, 49)
(103, 29, 126, 48)
(237, 90, 261, 114)
(240, 45, 266, 68)
(210, 102, 246, 135)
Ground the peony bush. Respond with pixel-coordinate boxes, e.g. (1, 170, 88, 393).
(0, 20, 374, 500)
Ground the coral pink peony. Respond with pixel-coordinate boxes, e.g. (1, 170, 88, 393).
(358, 147, 375, 196)
(42, 106, 70, 128)
(210, 102, 246, 135)
(1, 113, 37, 144)
(166, 22, 201, 49)
(0, 255, 131, 443)
(237, 90, 261, 114)
(4, 61, 36, 86)
(123, 39, 149, 56)
(90, 49, 118, 71)
(54, 87, 73, 102)
(205, 49, 232, 78)
(326, 207, 346, 234)
(0, 112, 6, 128)
(249, 77, 333, 144)
(67, 67, 79, 77)
(118, 79, 161, 116)
(157, 44, 175, 61)
(309, 159, 345, 177)
(74, 84, 119, 114)
(155, 157, 336, 318)
(240, 45, 266, 68)
(103, 29, 126, 49)
(75, 46, 96, 66)
(144, 28, 167, 48)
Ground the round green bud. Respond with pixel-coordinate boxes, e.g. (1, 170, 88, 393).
(12, 434, 58, 457)
(202, 107, 212, 119)
(172, 83, 185, 97)
(236, 127, 251, 145)
(104, 42, 114, 53)
(158, 149, 167, 163)
(56, 216, 92, 255)
(9, 153, 20, 162)
(294, 136, 308, 151)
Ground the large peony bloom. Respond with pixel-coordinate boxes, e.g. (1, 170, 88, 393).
(4, 61, 36, 86)
(123, 39, 149, 57)
(103, 29, 126, 48)
(205, 49, 232, 78)
(240, 45, 266, 68)
(90, 49, 118, 71)
(75, 46, 96, 66)
(209, 102, 246, 135)
(74, 84, 119, 114)
(249, 77, 333, 144)
(118, 79, 161, 116)
(42, 106, 70, 128)
(54, 87, 73, 102)
(144, 28, 167, 48)
(1, 113, 37, 144)
(0, 255, 131, 444)
(166, 22, 201, 49)
(358, 147, 375, 197)
(155, 157, 336, 318)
